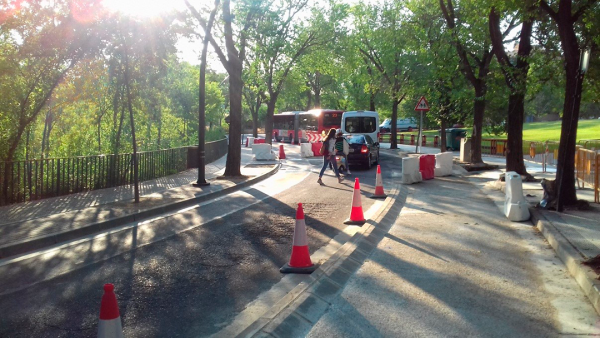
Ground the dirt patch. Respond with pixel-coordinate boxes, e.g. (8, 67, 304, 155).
(582, 255, 600, 276)
(458, 162, 499, 172)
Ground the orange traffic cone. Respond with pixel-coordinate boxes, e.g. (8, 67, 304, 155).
(370, 165, 387, 199)
(344, 178, 366, 225)
(98, 284, 124, 338)
(280, 203, 317, 274)
(279, 144, 286, 159)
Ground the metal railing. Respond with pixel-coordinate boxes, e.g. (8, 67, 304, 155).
(379, 133, 441, 147)
(576, 147, 600, 203)
(0, 147, 188, 206)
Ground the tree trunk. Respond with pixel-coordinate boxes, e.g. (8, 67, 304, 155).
(440, 119, 447, 152)
(264, 100, 276, 146)
(369, 93, 376, 111)
(553, 0, 583, 209)
(555, 60, 581, 208)
(252, 95, 260, 138)
(390, 100, 398, 149)
(306, 88, 312, 110)
(224, 61, 243, 177)
(124, 52, 139, 203)
(489, 7, 532, 177)
(470, 86, 485, 164)
(505, 93, 528, 175)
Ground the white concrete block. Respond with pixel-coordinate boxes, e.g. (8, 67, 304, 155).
(252, 144, 276, 160)
(300, 143, 314, 157)
(401, 157, 422, 184)
(434, 152, 453, 177)
(460, 138, 471, 162)
(503, 171, 530, 221)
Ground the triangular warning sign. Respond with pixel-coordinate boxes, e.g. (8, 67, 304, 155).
(414, 96, 430, 111)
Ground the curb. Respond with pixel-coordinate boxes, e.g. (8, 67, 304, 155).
(530, 207, 600, 316)
(0, 164, 281, 259)
(235, 183, 407, 338)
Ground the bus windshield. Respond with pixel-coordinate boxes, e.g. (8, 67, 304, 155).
(323, 112, 342, 129)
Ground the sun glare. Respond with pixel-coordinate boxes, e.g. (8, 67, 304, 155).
(101, 0, 183, 18)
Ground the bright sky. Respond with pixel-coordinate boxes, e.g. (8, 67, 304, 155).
(98, 0, 379, 72)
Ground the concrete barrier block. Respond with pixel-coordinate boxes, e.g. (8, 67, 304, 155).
(401, 157, 422, 184)
(434, 152, 453, 177)
(252, 144, 276, 160)
(300, 143, 314, 157)
(504, 171, 530, 221)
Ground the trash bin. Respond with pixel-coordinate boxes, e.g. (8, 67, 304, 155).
(440, 128, 468, 151)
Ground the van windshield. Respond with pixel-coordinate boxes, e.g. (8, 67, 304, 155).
(345, 117, 376, 134)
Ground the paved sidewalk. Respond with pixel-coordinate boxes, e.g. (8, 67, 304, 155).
(240, 145, 600, 337)
(0, 147, 280, 258)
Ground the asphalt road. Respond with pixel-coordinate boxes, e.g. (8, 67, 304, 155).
(0, 147, 392, 337)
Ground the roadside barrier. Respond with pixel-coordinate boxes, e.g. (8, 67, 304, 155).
(300, 143, 313, 157)
(344, 178, 366, 225)
(278, 145, 286, 159)
(401, 156, 422, 184)
(504, 172, 530, 221)
(98, 284, 124, 338)
(280, 203, 316, 273)
(576, 148, 600, 203)
(419, 155, 435, 180)
(371, 165, 387, 199)
(434, 152, 453, 177)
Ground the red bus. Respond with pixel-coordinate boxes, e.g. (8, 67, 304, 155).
(272, 109, 344, 143)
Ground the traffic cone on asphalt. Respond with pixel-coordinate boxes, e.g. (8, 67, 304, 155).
(344, 178, 366, 225)
(370, 165, 387, 199)
(280, 203, 317, 274)
(279, 144, 286, 159)
(98, 284, 124, 338)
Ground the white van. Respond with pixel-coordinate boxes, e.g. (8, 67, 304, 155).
(379, 117, 418, 132)
(341, 110, 380, 142)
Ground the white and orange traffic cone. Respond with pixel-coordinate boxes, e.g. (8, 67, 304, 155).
(370, 165, 387, 199)
(344, 178, 366, 225)
(280, 203, 317, 274)
(279, 144, 286, 159)
(98, 284, 124, 338)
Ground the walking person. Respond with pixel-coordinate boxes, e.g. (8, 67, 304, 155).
(335, 129, 351, 175)
(318, 128, 343, 185)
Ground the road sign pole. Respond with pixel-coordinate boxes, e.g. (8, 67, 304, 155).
(414, 96, 430, 154)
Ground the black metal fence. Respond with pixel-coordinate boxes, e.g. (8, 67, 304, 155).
(0, 147, 188, 206)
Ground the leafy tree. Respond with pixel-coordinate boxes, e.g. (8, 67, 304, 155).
(252, 0, 327, 145)
(489, 1, 537, 179)
(354, 2, 414, 149)
(0, 0, 99, 203)
(439, 0, 496, 164)
(540, 0, 598, 210)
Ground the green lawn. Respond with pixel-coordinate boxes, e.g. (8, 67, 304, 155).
(406, 120, 599, 142)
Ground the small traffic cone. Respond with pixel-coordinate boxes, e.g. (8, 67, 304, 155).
(98, 284, 124, 338)
(344, 178, 366, 225)
(280, 203, 317, 274)
(279, 144, 286, 159)
(370, 165, 387, 199)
